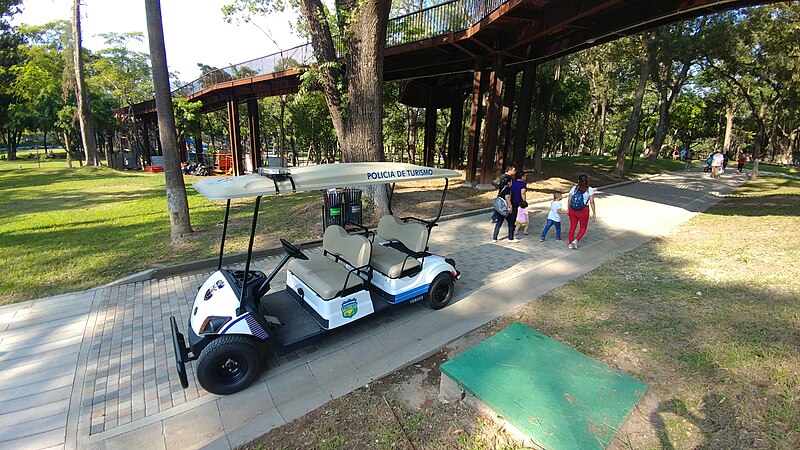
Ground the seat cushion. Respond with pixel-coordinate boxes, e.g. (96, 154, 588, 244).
(371, 244, 421, 278)
(323, 225, 371, 267)
(377, 215, 428, 253)
(287, 254, 363, 300)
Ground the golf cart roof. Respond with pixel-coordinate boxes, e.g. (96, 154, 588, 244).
(194, 162, 461, 200)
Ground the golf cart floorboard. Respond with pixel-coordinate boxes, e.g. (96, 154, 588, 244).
(257, 287, 408, 352)
(259, 290, 326, 350)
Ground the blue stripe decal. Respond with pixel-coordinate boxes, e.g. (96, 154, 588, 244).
(395, 284, 430, 302)
(220, 314, 248, 334)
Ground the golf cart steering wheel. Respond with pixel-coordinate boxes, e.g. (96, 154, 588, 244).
(280, 238, 309, 260)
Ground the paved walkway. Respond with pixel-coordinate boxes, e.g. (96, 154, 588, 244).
(0, 170, 746, 449)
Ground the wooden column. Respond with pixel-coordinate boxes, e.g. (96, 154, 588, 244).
(423, 97, 437, 167)
(479, 56, 505, 186)
(466, 58, 485, 185)
(512, 62, 537, 172)
(247, 99, 262, 170)
(227, 97, 243, 176)
(447, 95, 465, 170)
(497, 68, 518, 172)
(141, 120, 152, 165)
(195, 133, 204, 164)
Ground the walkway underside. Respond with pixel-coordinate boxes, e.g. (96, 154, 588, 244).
(128, 0, 772, 117)
(118, 0, 775, 181)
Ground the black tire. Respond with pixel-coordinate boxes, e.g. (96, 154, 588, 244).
(196, 335, 262, 395)
(425, 273, 455, 310)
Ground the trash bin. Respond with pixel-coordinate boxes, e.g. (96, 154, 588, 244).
(343, 188, 362, 226)
(322, 188, 343, 230)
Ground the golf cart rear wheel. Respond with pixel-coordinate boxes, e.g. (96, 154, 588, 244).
(426, 273, 454, 310)
(196, 335, 261, 395)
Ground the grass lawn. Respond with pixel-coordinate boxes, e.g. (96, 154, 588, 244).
(245, 176, 800, 449)
(0, 164, 323, 304)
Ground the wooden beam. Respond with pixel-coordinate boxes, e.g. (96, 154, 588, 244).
(466, 59, 485, 185)
(480, 56, 505, 186)
(424, 92, 437, 167)
(512, 61, 537, 172)
(247, 99, 262, 170)
(447, 95, 465, 170)
(497, 67, 518, 173)
(227, 97, 243, 176)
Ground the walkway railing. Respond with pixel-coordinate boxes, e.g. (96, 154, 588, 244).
(172, 0, 509, 99)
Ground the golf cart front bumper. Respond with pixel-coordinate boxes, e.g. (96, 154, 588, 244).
(170, 316, 203, 390)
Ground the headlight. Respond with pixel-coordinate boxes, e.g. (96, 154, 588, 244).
(199, 316, 232, 335)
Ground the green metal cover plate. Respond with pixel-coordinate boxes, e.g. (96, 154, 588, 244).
(440, 323, 648, 450)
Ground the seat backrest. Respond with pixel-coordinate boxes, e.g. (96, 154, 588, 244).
(323, 225, 371, 267)
(377, 215, 428, 253)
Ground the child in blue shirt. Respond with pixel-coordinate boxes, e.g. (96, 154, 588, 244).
(540, 192, 565, 241)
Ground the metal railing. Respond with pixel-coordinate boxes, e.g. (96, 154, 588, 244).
(171, 0, 509, 99)
(387, 0, 506, 47)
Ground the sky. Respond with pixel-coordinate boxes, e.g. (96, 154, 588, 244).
(12, 0, 306, 83)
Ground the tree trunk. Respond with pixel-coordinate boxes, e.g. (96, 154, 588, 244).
(298, 0, 391, 215)
(72, 0, 98, 166)
(597, 97, 607, 155)
(339, 0, 391, 216)
(63, 130, 73, 168)
(406, 106, 419, 163)
(145, 0, 193, 240)
(534, 61, 560, 173)
(722, 101, 736, 155)
(279, 96, 286, 167)
(613, 35, 656, 176)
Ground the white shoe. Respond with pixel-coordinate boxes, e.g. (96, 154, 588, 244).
(492, 239, 498, 243)
(568, 242, 574, 249)
(571, 240, 579, 249)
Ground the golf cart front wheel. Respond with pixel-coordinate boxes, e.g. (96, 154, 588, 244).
(426, 273, 455, 310)
(196, 335, 262, 395)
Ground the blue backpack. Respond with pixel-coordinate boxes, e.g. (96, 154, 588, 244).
(569, 187, 586, 210)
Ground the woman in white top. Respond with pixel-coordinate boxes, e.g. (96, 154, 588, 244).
(566, 174, 596, 249)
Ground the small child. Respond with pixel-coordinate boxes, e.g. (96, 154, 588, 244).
(515, 200, 530, 236)
(540, 192, 565, 241)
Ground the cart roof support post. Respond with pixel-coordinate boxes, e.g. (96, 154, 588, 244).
(240, 195, 262, 302)
(386, 178, 449, 226)
(218, 199, 231, 270)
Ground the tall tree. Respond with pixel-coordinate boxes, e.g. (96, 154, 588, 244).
(613, 33, 656, 176)
(144, 0, 193, 240)
(641, 18, 707, 160)
(71, 0, 99, 165)
(703, 5, 800, 179)
(0, 0, 22, 160)
(224, 0, 392, 215)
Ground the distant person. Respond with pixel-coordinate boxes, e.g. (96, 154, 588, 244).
(515, 200, 531, 237)
(567, 174, 596, 249)
(723, 151, 730, 170)
(711, 150, 724, 178)
(492, 176, 515, 242)
(684, 149, 694, 171)
(510, 170, 527, 208)
(491, 165, 516, 223)
(540, 192, 565, 242)
(737, 152, 746, 174)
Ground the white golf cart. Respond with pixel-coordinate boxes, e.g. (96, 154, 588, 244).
(171, 162, 462, 395)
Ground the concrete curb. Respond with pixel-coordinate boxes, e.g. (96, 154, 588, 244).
(758, 170, 800, 180)
(104, 172, 663, 286)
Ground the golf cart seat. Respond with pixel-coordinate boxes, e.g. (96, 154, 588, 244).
(287, 225, 371, 300)
(370, 215, 426, 278)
